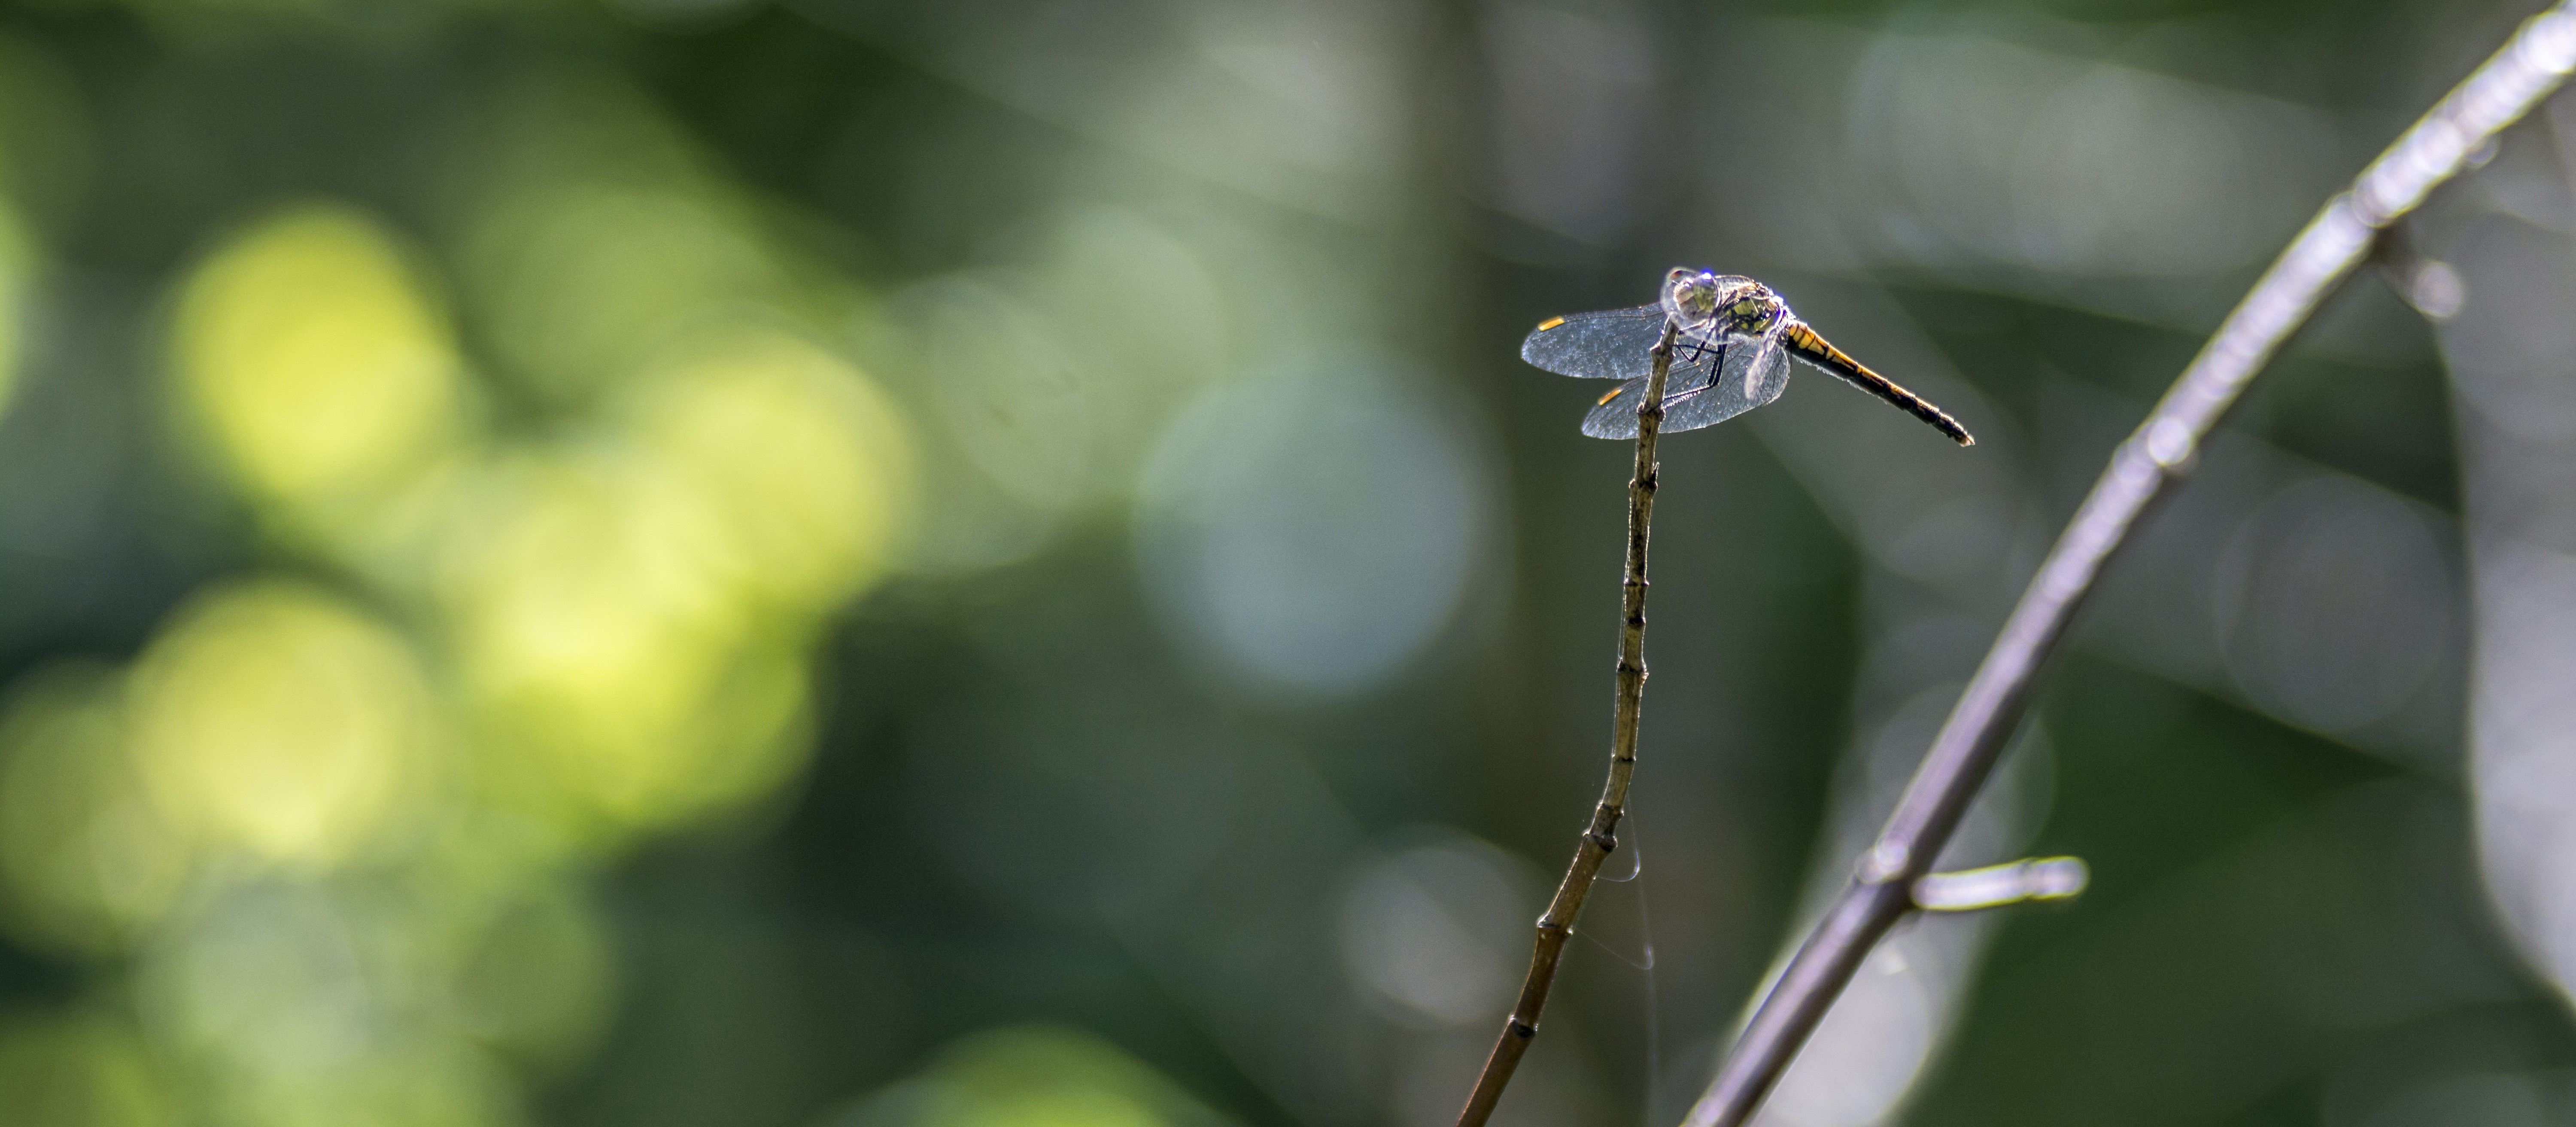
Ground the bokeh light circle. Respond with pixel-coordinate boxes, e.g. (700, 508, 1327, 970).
(1134, 362, 1494, 698)
(128, 581, 431, 869)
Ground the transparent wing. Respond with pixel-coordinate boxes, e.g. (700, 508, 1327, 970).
(1579, 331, 1785, 439)
(1668, 332, 1790, 432)
(1521, 305, 1665, 380)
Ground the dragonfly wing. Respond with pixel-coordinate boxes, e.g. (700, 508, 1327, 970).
(1580, 378, 1653, 439)
(1654, 333, 1774, 434)
(1738, 332, 1792, 410)
(1522, 305, 1666, 380)
(1610, 330, 1789, 437)
(1578, 334, 1728, 439)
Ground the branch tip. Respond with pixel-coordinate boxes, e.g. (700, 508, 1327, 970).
(1912, 857, 2090, 913)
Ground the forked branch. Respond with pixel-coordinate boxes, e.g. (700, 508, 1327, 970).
(1682, 6, 2576, 1127)
(1453, 319, 1683, 1127)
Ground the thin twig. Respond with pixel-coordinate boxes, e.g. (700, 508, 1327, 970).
(1456, 318, 1683, 1127)
(1679, 8, 2576, 1127)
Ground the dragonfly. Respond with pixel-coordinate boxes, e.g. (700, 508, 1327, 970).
(1522, 268, 1975, 445)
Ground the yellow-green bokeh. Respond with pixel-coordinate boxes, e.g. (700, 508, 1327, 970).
(31, 63, 929, 1127)
(447, 73, 814, 409)
(841, 1026, 1229, 1127)
(139, 875, 549, 1127)
(0, 204, 27, 425)
(0, 1011, 172, 1127)
(171, 205, 470, 533)
(0, 667, 191, 955)
(440, 325, 909, 838)
(440, 447, 820, 835)
(128, 581, 432, 869)
(623, 327, 915, 607)
(462, 181, 790, 406)
(447, 876, 616, 1074)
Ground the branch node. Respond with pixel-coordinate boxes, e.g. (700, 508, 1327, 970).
(2137, 418, 2198, 472)
(1856, 841, 1911, 885)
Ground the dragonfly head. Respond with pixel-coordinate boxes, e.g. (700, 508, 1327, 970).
(1664, 268, 1782, 335)
(1662, 267, 1722, 320)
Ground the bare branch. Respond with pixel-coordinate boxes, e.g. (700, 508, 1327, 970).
(1455, 318, 1684, 1127)
(1680, 7, 2576, 1127)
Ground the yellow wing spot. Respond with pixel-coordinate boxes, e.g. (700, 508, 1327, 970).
(1536, 316, 1566, 332)
(1597, 386, 1625, 405)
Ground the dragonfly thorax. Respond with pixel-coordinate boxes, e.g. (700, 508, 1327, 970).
(1662, 268, 1781, 338)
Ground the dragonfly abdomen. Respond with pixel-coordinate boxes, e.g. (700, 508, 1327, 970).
(1779, 322, 1975, 446)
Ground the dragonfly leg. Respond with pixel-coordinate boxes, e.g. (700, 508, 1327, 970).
(1661, 361, 1721, 406)
(1653, 335, 1722, 407)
